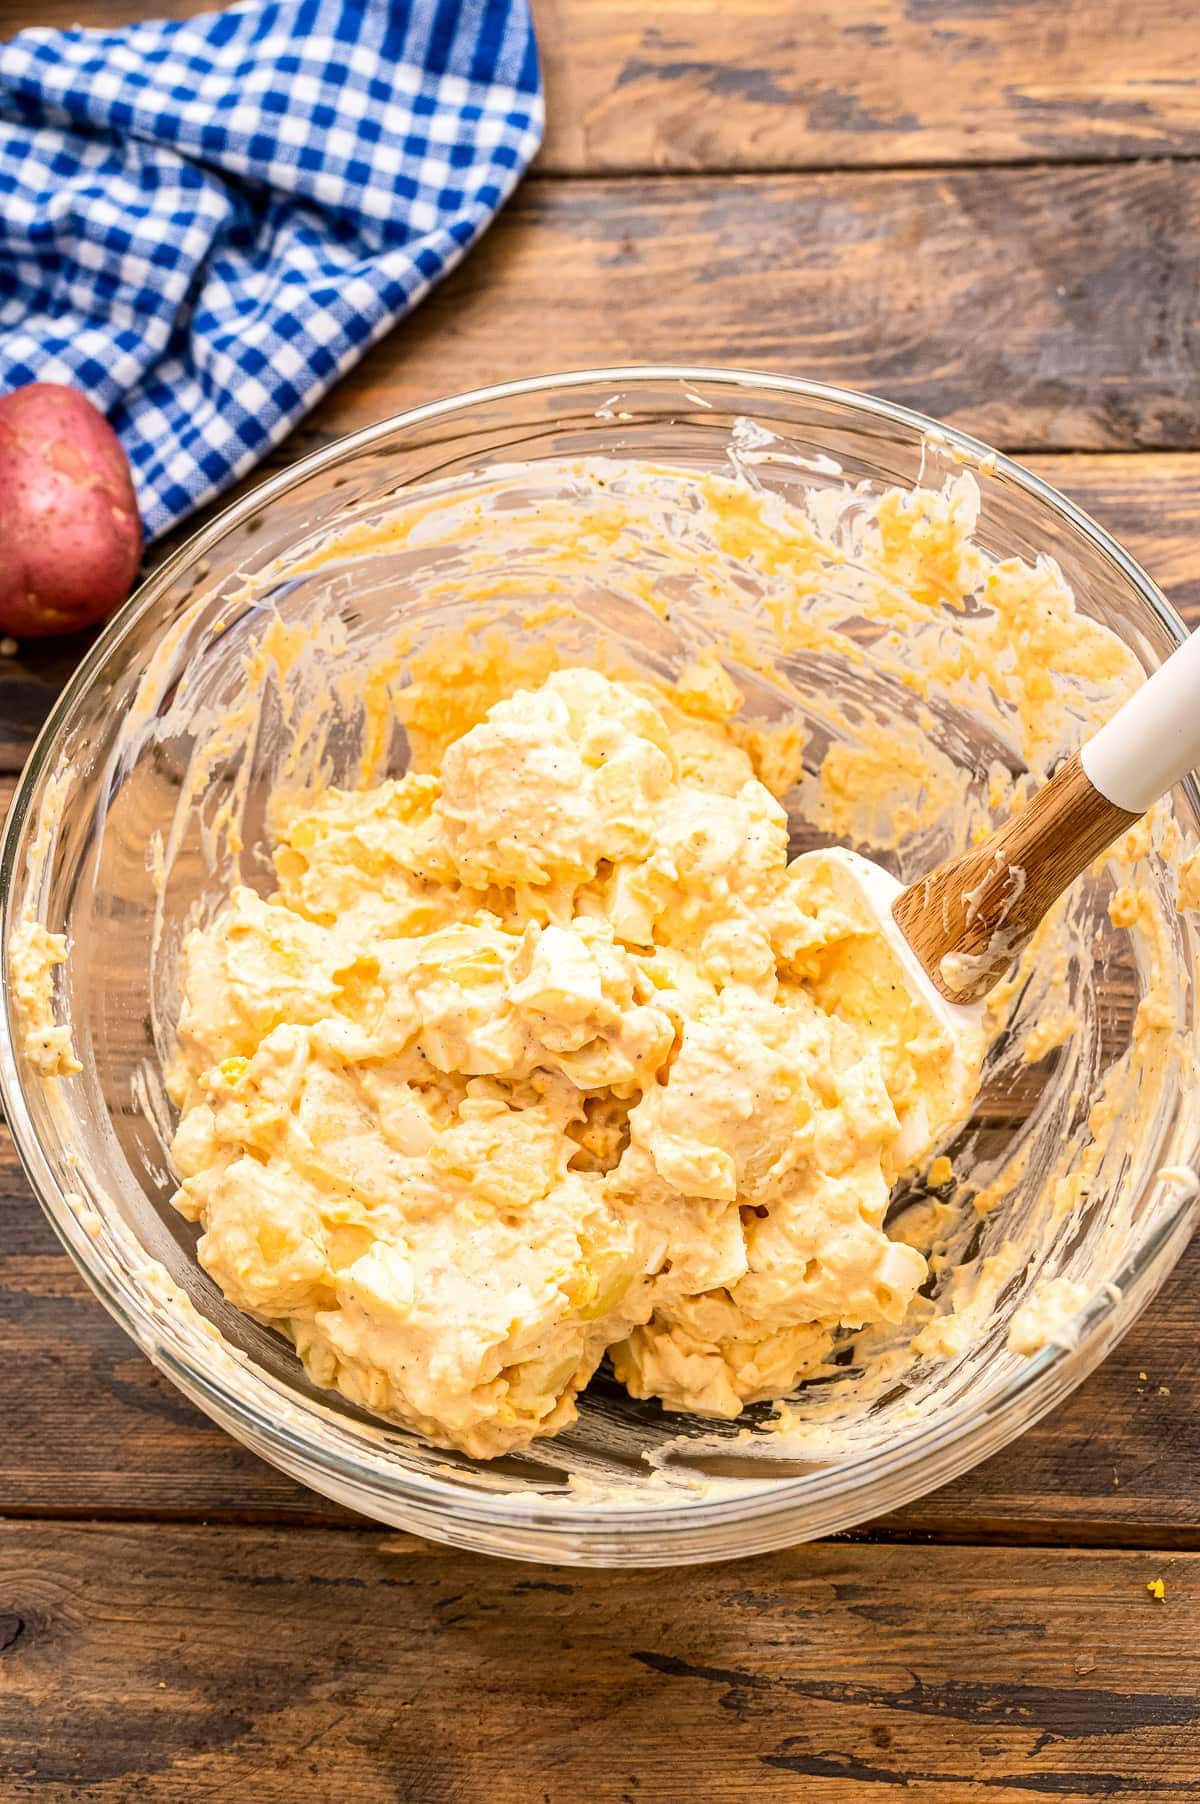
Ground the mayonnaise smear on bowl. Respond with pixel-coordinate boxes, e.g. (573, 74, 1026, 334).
(16, 444, 1199, 1485)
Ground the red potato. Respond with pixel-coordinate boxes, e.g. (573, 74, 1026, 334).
(0, 383, 142, 638)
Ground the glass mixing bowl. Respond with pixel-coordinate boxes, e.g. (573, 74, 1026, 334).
(3, 368, 1199, 1567)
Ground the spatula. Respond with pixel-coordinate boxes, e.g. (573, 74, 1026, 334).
(807, 625, 1200, 1016)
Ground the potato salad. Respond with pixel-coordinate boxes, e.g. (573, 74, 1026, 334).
(168, 667, 983, 1456)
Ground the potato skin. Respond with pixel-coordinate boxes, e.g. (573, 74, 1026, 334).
(0, 383, 143, 637)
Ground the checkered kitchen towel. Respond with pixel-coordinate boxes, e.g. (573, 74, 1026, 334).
(0, 1, 542, 538)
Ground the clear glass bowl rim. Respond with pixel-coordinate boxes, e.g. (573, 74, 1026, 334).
(2, 363, 1197, 1550)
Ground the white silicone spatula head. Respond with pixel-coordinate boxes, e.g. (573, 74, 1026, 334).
(792, 845, 987, 1068)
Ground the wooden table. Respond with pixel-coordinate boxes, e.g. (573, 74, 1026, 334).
(4, 3, 1200, 1797)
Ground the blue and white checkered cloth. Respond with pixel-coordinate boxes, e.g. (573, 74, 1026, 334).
(0, 1, 542, 538)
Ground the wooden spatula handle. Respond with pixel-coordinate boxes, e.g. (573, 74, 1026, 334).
(892, 750, 1141, 1003)
(892, 629, 1200, 1003)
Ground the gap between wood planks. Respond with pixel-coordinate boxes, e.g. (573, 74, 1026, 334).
(540, 152, 1200, 181)
(3, 1502, 1200, 1554)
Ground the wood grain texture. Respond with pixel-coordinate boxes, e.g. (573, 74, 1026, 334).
(7, 157, 1162, 604)
(3, 0, 1200, 173)
(534, 0, 1200, 173)
(0, 1524, 1196, 1802)
(264, 165, 1200, 461)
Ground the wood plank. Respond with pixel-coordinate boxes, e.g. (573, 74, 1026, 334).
(276, 167, 1200, 461)
(535, 0, 1200, 174)
(0, 0, 198, 17)
(1, 1524, 1196, 1801)
(6, 449, 1200, 774)
(3, 0, 1200, 173)
(2, 1096, 1200, 1543)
